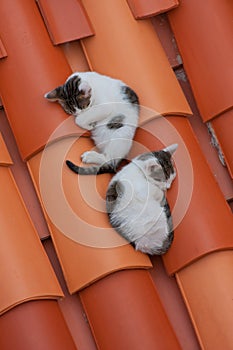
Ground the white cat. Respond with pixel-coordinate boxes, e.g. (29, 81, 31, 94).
(106, 144, 178, 255)
(45, 72, 139, 174)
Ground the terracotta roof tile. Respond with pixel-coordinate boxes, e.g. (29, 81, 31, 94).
(211, 110, 233, 179)
(81, 0, 191, 117)
(0, 132, 12, 165)
(168, 0, 233, 121)
(176, 250, 233, 349)
(27, 137, 152, 293)
(168, 0, 233, 177)
(0, 0, 72, 160)
(80, 270, 181, 350)
(0, 138, 63, 315)
(0, 0, 233, 349)
(0, 301, 77, 350)
(172, 69, 233, 200)
(37, 0, 94, 45)
(0, 38, 7, 58)
(127, 0, 179, 19)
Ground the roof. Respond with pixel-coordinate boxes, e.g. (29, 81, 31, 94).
(0, 1, 232, 349)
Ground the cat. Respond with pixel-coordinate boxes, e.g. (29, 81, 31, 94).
(106, 143, 178, 255)
(44, 71, 139, 174)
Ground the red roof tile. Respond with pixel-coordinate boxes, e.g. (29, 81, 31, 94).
(81, 0, 191, 117)
(0, 301, 77, 350)
(127, 0, 179, 18)
(168, 0, 233, 177)
(0, 0, 72, 159)
(37, 0, 94, 45)
(0, 0, 232, 349)
(0, 37, 7, 58)
(27, 137, 152, 293)
(0, 136, 63, 315)
(0, 132, 12, 165)
(211, 110, 233, 178)
(176, 250, 233, 349)
(168, 0, 233, 121)
(80, 270, 181, 350)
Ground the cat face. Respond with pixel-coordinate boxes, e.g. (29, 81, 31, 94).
(136, 143, 178, 189)
(44, 74, 92, 115)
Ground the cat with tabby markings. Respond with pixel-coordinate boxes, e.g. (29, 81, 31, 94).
(106, 144, 178, 255)
(45, 71, 139, 175)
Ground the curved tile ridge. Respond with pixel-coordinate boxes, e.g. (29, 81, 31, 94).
(0, 300, 77, 350)
(168, 0, 233, 179)
(36, 0, 94, 45)
(127, 0, 179, 19)
(81, 0, 191, 119)
(168, 0, 233, 122)
(176, 251, 233, 349)
(80, 270, 181, 349)
(0, 137, 63, 315)
(27, 136, 152, 293)
(0, 0, 75, 160)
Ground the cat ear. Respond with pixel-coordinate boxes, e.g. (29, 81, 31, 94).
(164, 143, 178, 156)
(44, 86, 63, 101)
(79, 81, 91, 98)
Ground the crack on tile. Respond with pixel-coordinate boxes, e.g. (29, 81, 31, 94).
(207, 122, 226, 166)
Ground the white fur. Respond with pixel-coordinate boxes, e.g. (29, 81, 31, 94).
(69, 72, 139, 165)
(107, 145, 177, 255)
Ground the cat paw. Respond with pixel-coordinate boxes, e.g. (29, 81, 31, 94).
(81, 151, 105, 164)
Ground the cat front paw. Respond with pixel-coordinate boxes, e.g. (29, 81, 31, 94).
(75, 119, 96, 130)
(81, 151, 105, 164)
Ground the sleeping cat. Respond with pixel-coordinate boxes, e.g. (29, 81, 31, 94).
(106, 143, 178, 255)
(44, 71, 139, 174)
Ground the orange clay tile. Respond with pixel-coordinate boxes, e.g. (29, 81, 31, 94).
(0, 301, 77, 350)
(176, 251, 233, 349)
(72, 2, 233, 347)
(0, 137, 63, 315)
(81, 0, 191, 118)
(43, 239, 98, 350)
(168, 0, 233, 122)
(173, 70, 233, 200)
(0, 0, 73, 160)
(27, 136, 152, 293)
(0, 37, 7, 58)
(168, 0, 233, 180)
(0, 109, 52, 240)
(37, 0, 94, 45)
(0, 132, 12, 166)
(211, 109, 233, 179)
(80, 270, 181, 350)
(80, 0, 233, 273)
(62, 41, 90, 72)
(134, 119, 233, 274)
(127, 0, 179, 19)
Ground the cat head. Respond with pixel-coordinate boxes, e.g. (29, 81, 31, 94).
(44, 74, 92, 115)
(136, 143, 178, 190)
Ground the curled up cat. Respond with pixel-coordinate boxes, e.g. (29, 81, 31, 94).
(44, 71, 139, 175)
(106, 143, 178, 255)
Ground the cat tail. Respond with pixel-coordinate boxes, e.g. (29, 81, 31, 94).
(66, 160, 117, 175)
